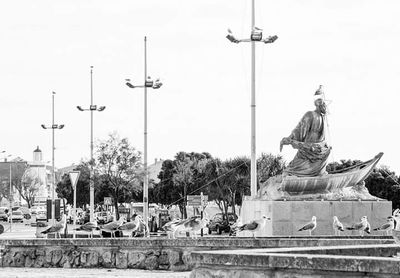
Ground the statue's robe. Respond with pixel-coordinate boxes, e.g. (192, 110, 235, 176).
(284, 110, 331, 177)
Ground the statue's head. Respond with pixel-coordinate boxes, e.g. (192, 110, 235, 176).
(314, 98, 327, 115)
(314, 85, 327, 115)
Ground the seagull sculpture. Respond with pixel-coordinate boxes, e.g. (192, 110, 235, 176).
(40, 214, 67, 239)
(346, 216, 369, 236)
(235, 215, 270, 238)
(373, 217, 395, 235)
(298, 216, 317, 236)
(74, 221, 98, 238)
(99, 217, 125, 238)
(332, 216, 344, 236)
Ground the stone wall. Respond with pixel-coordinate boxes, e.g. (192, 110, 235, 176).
(0, 237, 393, 270)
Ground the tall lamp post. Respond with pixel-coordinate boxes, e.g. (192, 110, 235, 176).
(77, 66, 106, 222)
(125, 36, 163, 233)
(226, 0, 278, 198)
(2, 153, 12, 231)
(41, 91, 65, 224)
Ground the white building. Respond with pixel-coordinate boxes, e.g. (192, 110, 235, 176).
(25, 146, 58, 206)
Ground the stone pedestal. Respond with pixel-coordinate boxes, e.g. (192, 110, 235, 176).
(239, 199, 392, 236)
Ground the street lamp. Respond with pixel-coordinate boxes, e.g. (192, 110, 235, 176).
(77, 66, 106, 222)
(41, 91, 65, 224)
(226, 0, 278, 198)
(125, 36, 162, 234)
(1, 153, 12, 231)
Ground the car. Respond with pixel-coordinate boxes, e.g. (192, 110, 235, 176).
(30, 206, 39, 215)
(207, 212, 237, 234)
(95, 211, 112, 224)
(36, 210, 47, 222)
(10, 210, 24, 223)
(0, 207, 9, 221)
(19, 207, 32, 220)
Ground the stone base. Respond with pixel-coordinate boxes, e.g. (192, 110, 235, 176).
(240, 199, 392, 236)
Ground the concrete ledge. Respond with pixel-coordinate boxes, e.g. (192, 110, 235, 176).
(190, 244, 400, 277)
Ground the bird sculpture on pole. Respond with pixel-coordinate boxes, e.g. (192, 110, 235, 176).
(74, 221, 98, 238)
(298, 216, 317, 236)
(234, 215, 270, 238)
(40, 214, 67, 239)
(332, 216, 344, 236)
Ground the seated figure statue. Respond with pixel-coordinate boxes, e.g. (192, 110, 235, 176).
(280, 89, 331, 177)
(258, 86, 382, 201)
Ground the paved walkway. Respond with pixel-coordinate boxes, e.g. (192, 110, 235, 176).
(0, 268, 191, 278)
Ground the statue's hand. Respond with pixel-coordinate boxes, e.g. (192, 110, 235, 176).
(280, 137, 290, 152)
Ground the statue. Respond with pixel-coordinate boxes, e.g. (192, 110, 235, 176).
(280, 86, 331, 177)
(258, 86, 383, 201)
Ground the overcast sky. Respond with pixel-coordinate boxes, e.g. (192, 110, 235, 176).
(1, 0, 399, 174)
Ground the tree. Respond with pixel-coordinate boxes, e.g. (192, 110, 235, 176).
(206, 153, 285, 220)
(257, 153, 286, 184)
(95, 132, 143, 220)
(0, 162, 26, 203)
(365, 166, 400, 208)
(151, 152, 211, 218)
(206, 158, 236, 219)
(16, 172, 41, 208)
(56, 161, 91, 209)
(9, 162, 32, 207)
(150, 159, 179, 206)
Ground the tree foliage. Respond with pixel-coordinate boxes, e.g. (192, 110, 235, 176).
(56, 161, 90, 208)
(206, 153, 285, 220)
(151, 152, 211, 218)
(95, 132, 143, 219)
(0, 162, 27, 203)
(17, 171, 41, 208)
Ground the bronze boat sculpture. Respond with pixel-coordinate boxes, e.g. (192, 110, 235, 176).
(259, 152, 383, 201)
(259, 87, 382, 201)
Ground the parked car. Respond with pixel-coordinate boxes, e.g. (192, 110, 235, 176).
(10, 210, 24, 223)
(36, 210, 47, 222)
(95, 211, 113, 224)
(0, 207, 9, 221)
(30, 206, 38, 215)
(207, 213, 237, 234)
(19, 207, 31, 220)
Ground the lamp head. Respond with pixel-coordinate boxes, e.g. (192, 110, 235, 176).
(76, 106, 84, 111)
(152, 80, 163, 89)
(264, 35, 278, 44)
(58, 124, 65, 129)
(226, 33, 240, 43)
(41, 124, 47, 129)
(126, 82, 135, 89)
(98, 106, 106, 111)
